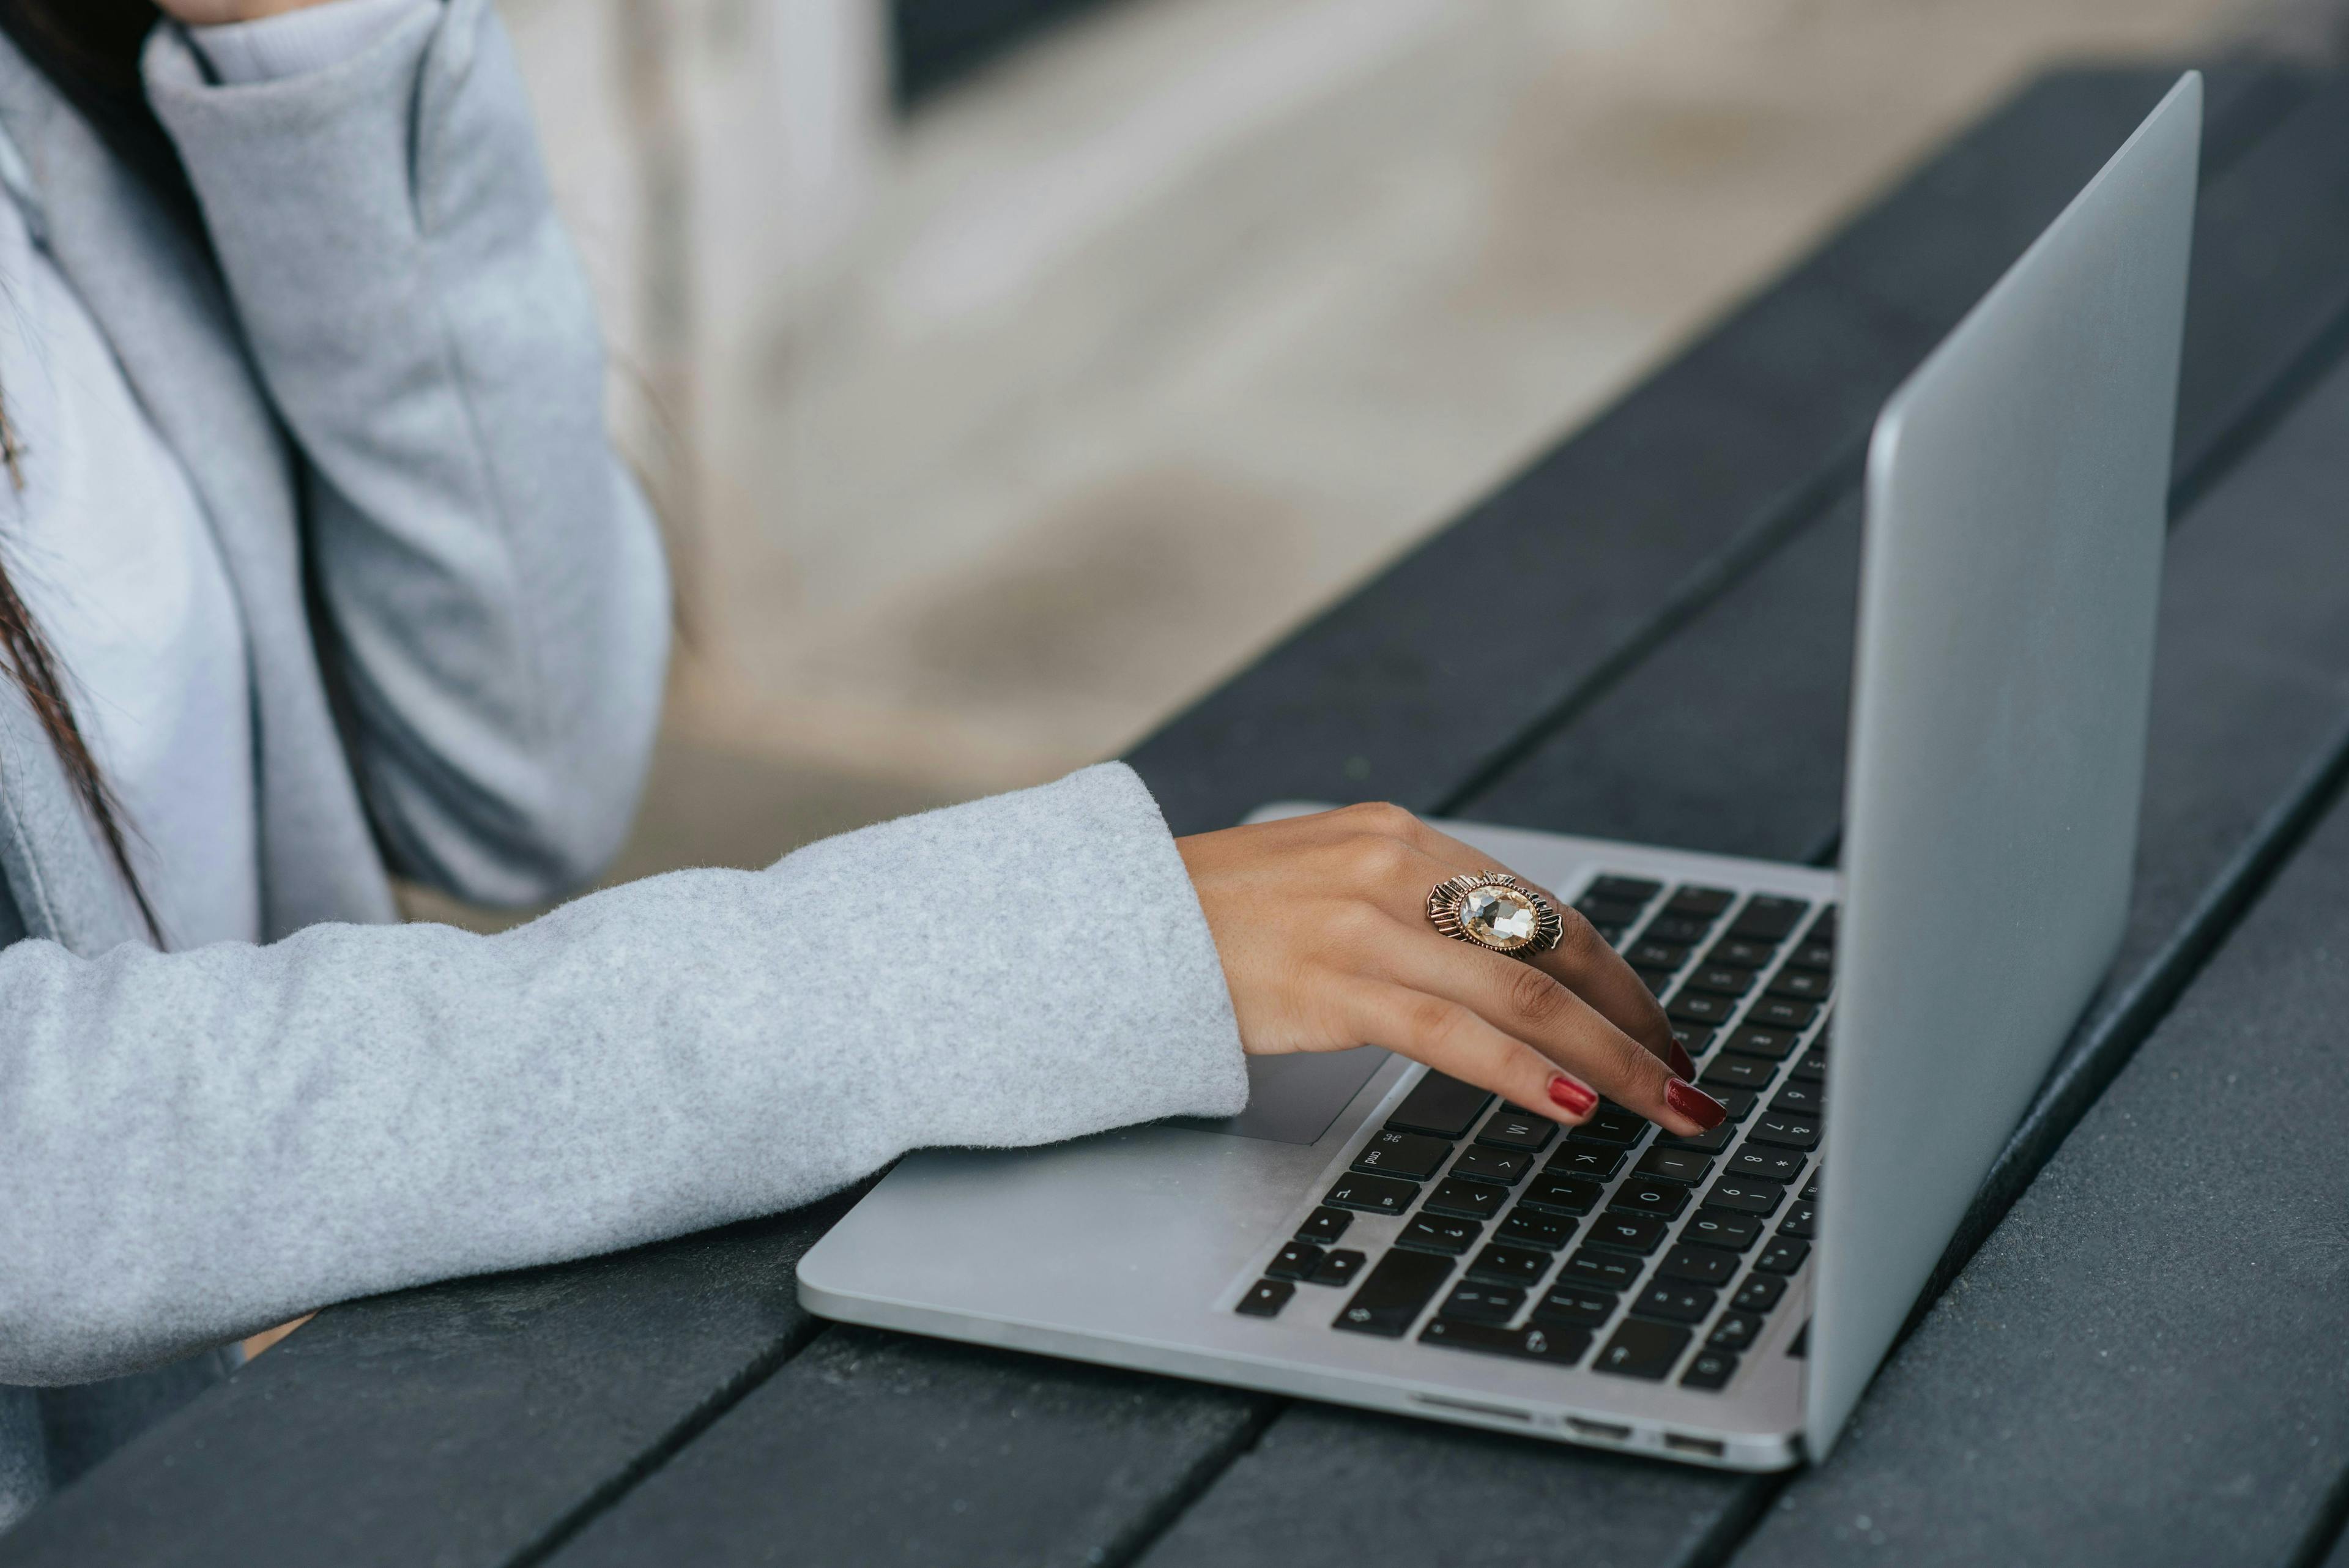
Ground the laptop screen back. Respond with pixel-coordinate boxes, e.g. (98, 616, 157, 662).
(1808, 73, 2200, 1458)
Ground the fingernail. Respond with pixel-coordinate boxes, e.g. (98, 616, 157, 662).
(1547, 1075, 1598, 1117)
(1668, 1039, 1698, 1079)
(1665, 1079, 1727, 1130)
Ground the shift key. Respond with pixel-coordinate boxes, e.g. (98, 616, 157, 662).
(1333, 1249, 1454, 1337)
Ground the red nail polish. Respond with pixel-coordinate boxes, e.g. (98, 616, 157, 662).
(1547, 1076, 1598, 1117)
(1668, 1039, 1697, 1080)
(1665, 1078, 1727, 1130)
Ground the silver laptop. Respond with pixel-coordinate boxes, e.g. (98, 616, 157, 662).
(796, 73, 2200, 1470)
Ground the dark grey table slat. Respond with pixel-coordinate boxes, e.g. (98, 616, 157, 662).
(1731, 394, 2349, 1561)
(8, 59, 2342, 1568)
(1129, 67, 2282, 839)
(0, 1195, 866, 1568)
(532, 63, 2337, 1568)
(1146, 316, 2349, 1568)
(552, 1329, 1264, 1568)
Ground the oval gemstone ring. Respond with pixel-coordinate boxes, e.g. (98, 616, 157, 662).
(1425, 871, 1565, 958)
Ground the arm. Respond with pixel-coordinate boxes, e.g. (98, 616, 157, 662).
(142, 0, 670, 906)
(0, 767, 1247, 1384)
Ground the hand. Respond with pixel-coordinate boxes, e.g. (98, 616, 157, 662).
(1179, 803, 1727, 1137)
(154, 0, 333, 23)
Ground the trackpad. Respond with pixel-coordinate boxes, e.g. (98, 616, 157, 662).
(1170, 1048, 1390, 1145)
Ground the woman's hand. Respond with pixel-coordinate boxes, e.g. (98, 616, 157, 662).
(154, 0, 333, 23)
(1179, 803, 1727, 1137)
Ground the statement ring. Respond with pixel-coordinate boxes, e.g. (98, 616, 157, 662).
(1425, 871, 1565, 959)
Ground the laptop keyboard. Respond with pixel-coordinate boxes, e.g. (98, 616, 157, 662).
(1233, 874, 1831, 1395)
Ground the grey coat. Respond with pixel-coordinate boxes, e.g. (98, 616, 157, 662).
(0, 1, 1247, 1525)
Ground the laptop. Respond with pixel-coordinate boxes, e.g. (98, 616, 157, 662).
(796, 73, 2200, 1470)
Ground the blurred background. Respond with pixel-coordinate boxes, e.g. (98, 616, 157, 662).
(417, 0, 2349, 923)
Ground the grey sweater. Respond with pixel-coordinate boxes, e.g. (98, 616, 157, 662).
(0, 0, 1247, 1522)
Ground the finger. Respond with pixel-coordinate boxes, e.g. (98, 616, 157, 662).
(1340, 978, 1601, 1127)
(1355, 836, 1687, 1077)
(1367, 916, 1726, 1137)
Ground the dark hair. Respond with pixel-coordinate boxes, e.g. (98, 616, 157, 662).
(0, 0, 171, 940)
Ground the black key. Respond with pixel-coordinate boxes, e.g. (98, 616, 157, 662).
(1497, 1207, 1578, 1250)
(1728, 896, 1809, 941)
(1575, 1105, 1649, 1145)
(1451, 1145, 1532, 1186)
(1587, 875, 1663, 905)
(1642, 913, 1715, 945)
(1778, 1203, 1817, 1241)
(1609, 1180, 1690, 1220)
(1585, 1210, 1669, 1255)
(1387, 1070, 1494, 1139)
(1791, 1046, 1828, 1084)
(1772, 1080, 1825, 1117)
(1668, 1022, 1716, 1060)
(1724, 1024, 1800, 1061)
(1767, 969, 1831, 1002)
(1685, 965, 1757, 998)
(1476, 1109, 1558, 1153)
(1635, 968, 1676, 998)
(1708, 1310, 1764, 1351)
(1699, 1055, 1779, 1093)
(1748, 997, 1819, 1031)
(1681, 1348, 1739, 1391)
(1267, 1241, 1326, 1282)
(1397, 1215, 1482, 1255)
(1728, 1146, 1805, 1184)
(1560, 1248, 1645, 1291)
(1747, 1113, 1820, 1151)
(1754, 1238, 1809, 1275)
(1633, 1282, 1716, 1323)
(1549, 1143, 1625, 1180)
(1237, 1279, 1294, 1317)
(1311, 1249, 1368, 1287)
(1323, 1173, 1419, 1216)
(1659, 1120, 1736, 1154)
(1594, 1319, 1691, 1380)
(1666, 990, 1736, 1027)
(1657, 1243, 1737, 1288)
(1665, 886, 1735, 917)
(1423, 1178, 1507, 1222)
(1353, 1130, 1452, 1181)
(1732, 1274, 1787, 1313)
(1806, 907, 1838, 943)
(1788, 1321, 1810, 1358)
(1296, 1206, 1353, 1246)
(1784, 941, 1836, 974)
(1437, 1281, 1524, 1324)
(1334, 1250, 1453, 1337)
(1419, 1317, 1590, 1365)
(1574, 896, 1645, 929)
(1520, 1173, 1603, 1214)
(1705, 938, 1776, 970)
(1467, 1243, 1552, 1288)
(1635, 1147, 1713, 1186)
(1532, 1286, 1619, 1329)
(1713, 1087, 1759, 1121)
(1704, 1176, 1787, 1217)
(1800, 1173, 1820, 1201)
(1684, 1206, 1762, 1252)
(1628, 940, 1690, 971)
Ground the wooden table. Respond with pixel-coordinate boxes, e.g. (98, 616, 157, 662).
(15, 59, 2349, 1568)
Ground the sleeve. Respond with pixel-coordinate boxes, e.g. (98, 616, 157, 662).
(0, 765, 1250, 1384)
(185, 0, 426, 84)
(141, 0, 672, 907)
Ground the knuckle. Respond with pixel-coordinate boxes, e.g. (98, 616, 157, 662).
(1506, 962, 1572, 1032)
(1343, 832, 1414, 886)
(1341, 800, 1418, 837)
